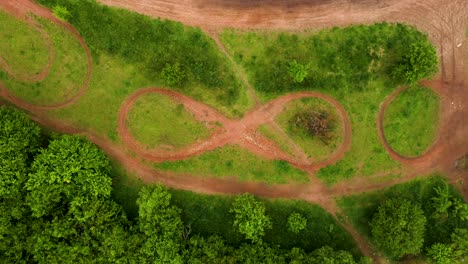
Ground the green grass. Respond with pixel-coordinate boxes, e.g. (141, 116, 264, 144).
(0, 11, 49, 76)
(127, 93, 211, 149)
(36, 0, 253, 117)
(258, 124, 297, 157)
(275, 97, 343, 162)
(337, 175, 466, 251)
(0, 14, 87, 105)
(383, 86, 440, 157)
(170, 189, 360, 256)
(153, 145, 310, 184)
(219, 23, 434, 183)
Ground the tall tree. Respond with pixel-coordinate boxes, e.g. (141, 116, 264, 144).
(230, 194, 272, 243)
(0, 106, 41, 263)
(393, 40, 438, 84)
(371, 198, 427, 259)
(136, 184, 184, 263)
(25, 135, 112, 217)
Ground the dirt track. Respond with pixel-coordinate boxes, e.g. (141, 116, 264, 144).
(1, 0, 467, 261)
(0, 0, 92, 110)
(117, 87, 351, 172)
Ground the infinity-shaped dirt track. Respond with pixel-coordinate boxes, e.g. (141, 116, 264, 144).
(0, 0, 467, 261)
(117, 87, 351, 173)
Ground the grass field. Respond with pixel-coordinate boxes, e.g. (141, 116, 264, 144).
(383, 86, 440, 157)
(126, 93, 212, 149)
(274, 97, 343, 162)
(37, 0, 253, 118)
(220, 23, 434, 183)
(153, 145, 310, 184)
(0, 13, 87, 105)
(337, 175, 466, 254)
(0, 11, 49, 76)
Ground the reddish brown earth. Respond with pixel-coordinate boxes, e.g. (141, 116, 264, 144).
(1, 0, 467, 261)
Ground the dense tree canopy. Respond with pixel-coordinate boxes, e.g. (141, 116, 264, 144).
(371, 198, 427, 258)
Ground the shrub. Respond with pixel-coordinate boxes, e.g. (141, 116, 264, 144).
(161, 63, 185, 86)
(52, 5, 71, 21)
(287, 213, 307, 234)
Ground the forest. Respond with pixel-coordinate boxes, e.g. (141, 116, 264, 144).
(0, 106, 370, 263)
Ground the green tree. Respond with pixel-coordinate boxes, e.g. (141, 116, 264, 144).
(0, 107, 41, 263)
(288, 60, 310, 83)
(136, 184, 183, 263)
(25, 135, 112, 217)
(371, 198, 427, 258)
(451, 199, 468, 221)
(0, 106, 41, 156)
(431, 185, 452, 218)
(161, 62, 186, 86)
(310, 246, 357, 264)
(287, 213, 307, 234)
(393, 41, 438, 84)
(451, 228, 468, 261)
(426, 243, 454, 264)
(230, 194, 272, 243)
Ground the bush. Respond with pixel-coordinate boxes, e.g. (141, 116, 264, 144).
(287, 213, 307, 234)
(161, 63, 185, 86)
(288, 60, 310, 83)
(393, 41, 438, 84)
(52, 5, 71, 21)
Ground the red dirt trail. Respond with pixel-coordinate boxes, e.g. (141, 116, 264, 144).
(1, 0, 467, 261)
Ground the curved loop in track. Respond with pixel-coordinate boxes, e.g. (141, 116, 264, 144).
(377, 85, 443, 164)
(118, 88, 352, 172)
(0, 15, 54, 82)
(0, 6, 92, 110)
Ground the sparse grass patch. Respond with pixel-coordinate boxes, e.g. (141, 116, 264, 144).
(1, 15, 87, 105)
(275, 97, 343, 162)
(153, 145, 310, 184)
(0, 11, 49, 76)
(383, 86, 440, 157)
(127, 93, 211, 149)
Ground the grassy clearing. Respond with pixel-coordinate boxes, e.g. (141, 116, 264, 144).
(383, 86, 440, 157)
(0, 11, 49, 76)
(153, 145, 310, 184)
(171, 189, 360, 255)
(126, 93, 211, 149)
(275, 97, 343, 162)
(0, 15, 87, 105)
(37, 0, 252, 117)
(220, 23, 433, 183)
(337, 175, 466, 251)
